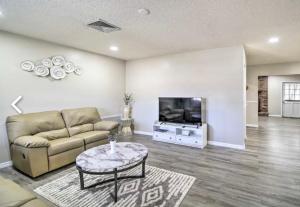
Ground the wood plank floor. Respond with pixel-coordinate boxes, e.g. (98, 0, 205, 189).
(1, 117, 300, 207)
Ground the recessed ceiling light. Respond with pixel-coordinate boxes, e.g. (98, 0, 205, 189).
(138, 8, 151, 15)
(0, 10, 3, 17)
(110, 46, 119, 51)
(268, 37, 279, 44)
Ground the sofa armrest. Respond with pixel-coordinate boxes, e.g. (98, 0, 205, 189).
(14, 136, 49, 148)
(94, 121, 119, 132)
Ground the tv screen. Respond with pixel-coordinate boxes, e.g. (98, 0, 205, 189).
(159, 97, 202, 124)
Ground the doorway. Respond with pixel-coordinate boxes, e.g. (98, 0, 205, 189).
(258, 76, 268, 116)
(257, 75, 300, 118)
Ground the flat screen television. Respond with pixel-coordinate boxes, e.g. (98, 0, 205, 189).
(159, 97, 203, 125)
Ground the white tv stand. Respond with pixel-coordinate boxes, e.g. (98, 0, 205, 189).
(153, 122, 207, 149)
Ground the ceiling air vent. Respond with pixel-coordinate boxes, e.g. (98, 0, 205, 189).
(88, 19, 121, 33)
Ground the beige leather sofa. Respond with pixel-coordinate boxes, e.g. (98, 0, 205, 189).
(0, 176, 47, 207)
(6, 107, 119, 177)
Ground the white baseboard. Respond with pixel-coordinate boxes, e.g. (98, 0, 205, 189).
(268, 114, 282, 117)
(134, 131, 153, 136)
(246, 124, 259, 128)
(102, 114, 121, 119)
(208, 141, 245, 150)
(0, 161, 12, 169)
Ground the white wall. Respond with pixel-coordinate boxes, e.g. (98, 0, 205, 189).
(268, 75, 300, 116)
(247, 62, 300, 126)
(126, 46, 246, 146)
(0, 31, 125, 163)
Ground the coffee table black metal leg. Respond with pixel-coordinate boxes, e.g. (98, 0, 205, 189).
(79, 171, 84, 190)
(142, 159, 146, 178)
(114, 168, 118, 203)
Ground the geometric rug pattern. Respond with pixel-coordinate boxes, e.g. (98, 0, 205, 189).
(34, 165, 195, 207)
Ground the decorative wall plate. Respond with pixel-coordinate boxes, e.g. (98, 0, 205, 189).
(41, 58, 53, 68)
(74, 67, 82, 75)
(21, 60, 35, 71)
(52, 56, 65, 66)
(50, 66, 66, 80)
(21, 55, 81, 80)
(34, 65, 50, 77)
(63, 62, 75, 73)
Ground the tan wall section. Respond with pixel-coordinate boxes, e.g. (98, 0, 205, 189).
(0, 31, 125, 163)
(126, 46, 246, 146)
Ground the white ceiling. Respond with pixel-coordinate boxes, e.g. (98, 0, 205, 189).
(0, 0, 300, 65)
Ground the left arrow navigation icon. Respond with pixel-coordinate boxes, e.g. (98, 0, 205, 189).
(11, 96, 23, 114)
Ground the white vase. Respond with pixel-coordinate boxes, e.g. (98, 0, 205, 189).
(123, 105, 130, 119)
(110, 141, 116, 154)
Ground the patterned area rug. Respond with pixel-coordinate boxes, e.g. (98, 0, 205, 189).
(34, 165, 195, 207)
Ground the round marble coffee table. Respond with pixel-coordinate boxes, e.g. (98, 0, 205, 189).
(76, 142, 148, 203)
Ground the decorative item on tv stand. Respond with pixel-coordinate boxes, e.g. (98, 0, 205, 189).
(153, 97, 207, 149)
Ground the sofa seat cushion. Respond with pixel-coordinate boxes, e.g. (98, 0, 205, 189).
(72, 131, 109, 144)
(0, 176, 36, 207)
(68, 123, 93, 137)
(35, 128, 69, 140)
(48, 138, 84, 156)
(94, 121, 119, 131)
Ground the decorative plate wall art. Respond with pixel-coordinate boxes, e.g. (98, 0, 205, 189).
(21, 60, 35, 71)
(52, 56, 65, 66)
(41, 58, 53, 68)
(20, 55, 82, 80)
(34, 65, 49, 77)
(50, 66, 66, 80)
(74, 66, 82, 75)
(63, 62, 75, 73)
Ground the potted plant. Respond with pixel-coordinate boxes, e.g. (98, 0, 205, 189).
(123, 93, 133, 119)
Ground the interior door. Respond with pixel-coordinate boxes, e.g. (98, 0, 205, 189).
(282, 82, 300, 118)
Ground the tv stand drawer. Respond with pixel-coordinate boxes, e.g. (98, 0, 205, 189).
(153, 132, 176, 143)
(176, 135, 202, 146)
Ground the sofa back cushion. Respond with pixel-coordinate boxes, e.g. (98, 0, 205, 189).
(6, 111, 66, 143)
(61, 107, 101, 136)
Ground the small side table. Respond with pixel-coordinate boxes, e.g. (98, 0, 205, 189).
(121, 118, 134, 136)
